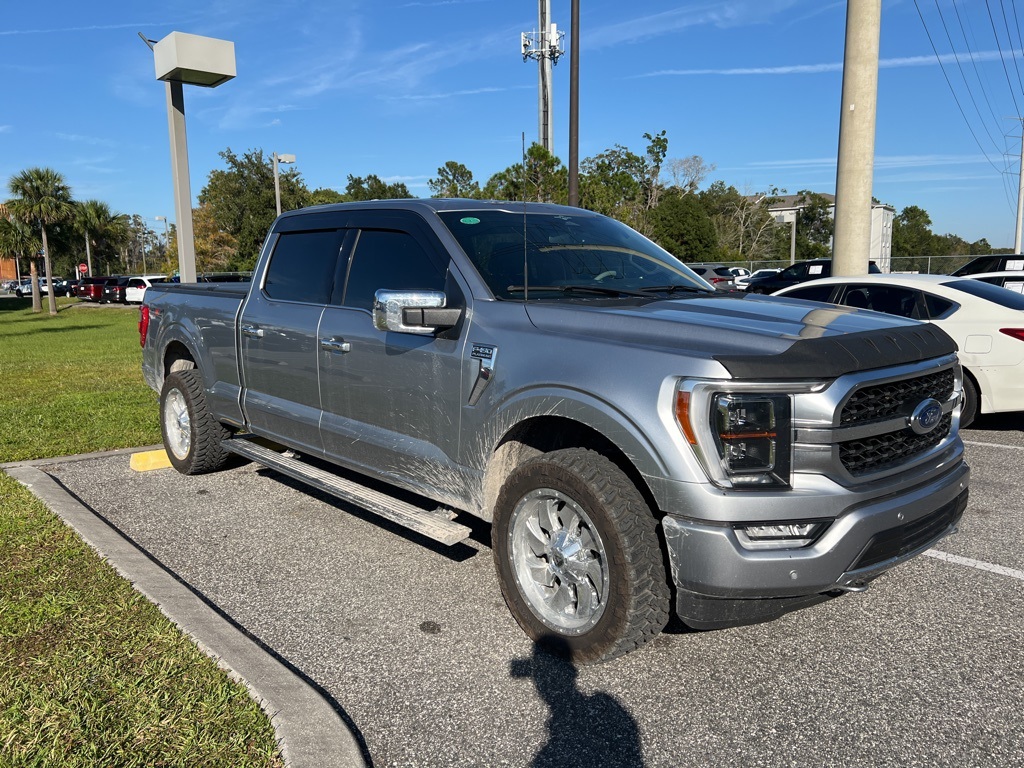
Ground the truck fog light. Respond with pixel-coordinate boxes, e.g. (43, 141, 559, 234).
(735, 522, 825, 550)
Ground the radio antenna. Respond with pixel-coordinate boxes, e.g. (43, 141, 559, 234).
(522, 132, 529, 302)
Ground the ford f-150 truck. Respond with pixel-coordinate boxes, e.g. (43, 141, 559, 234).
(141, 199, 970, 663)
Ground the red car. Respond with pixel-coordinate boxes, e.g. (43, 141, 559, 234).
(75, 276, 111, 302)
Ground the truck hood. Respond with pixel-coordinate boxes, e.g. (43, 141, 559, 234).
(523, 293, 957, 379)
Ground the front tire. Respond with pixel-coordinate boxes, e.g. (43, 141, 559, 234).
(160, 370, 233, 475)
(492, 448, 670, 664)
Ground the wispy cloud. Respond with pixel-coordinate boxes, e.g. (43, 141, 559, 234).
(640, 50, 1019, 78)
(587, 0, 803, 49)
(209, 103, 308, 131)
(70, 155, 118, 174)
(0, 21, 176, 36)
(0, 125, 12, 134)
(747, 154, 993, 171)
(401, 0, 493, 6)
(55, 132, 118, 148)
(383, 85, 531, 102)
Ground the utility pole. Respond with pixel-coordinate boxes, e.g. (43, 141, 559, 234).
(832, 0, 881, 277)
(521, 0, 564, 153)
(568, 0, 580, 206)
(1014, 122, 1024, 252)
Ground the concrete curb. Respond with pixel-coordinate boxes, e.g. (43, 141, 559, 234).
(5, 462, 367, 768)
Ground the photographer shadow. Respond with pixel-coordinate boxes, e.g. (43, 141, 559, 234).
(510, 637, 646, 768)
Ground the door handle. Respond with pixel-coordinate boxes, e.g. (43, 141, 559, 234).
(241, 325, 264, 339)
(320, 338, 351, 353)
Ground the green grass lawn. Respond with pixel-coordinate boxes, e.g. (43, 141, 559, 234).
(0, 297, 283, 767)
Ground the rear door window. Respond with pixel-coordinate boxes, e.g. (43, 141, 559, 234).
(841, 285, 923, 318)
(942, 278, 1024, 310)
(263, 230, 343, 304)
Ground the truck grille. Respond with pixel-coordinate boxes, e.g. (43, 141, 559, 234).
(839, 414, 952, 476)
(835, 369, 955, 476)
(840, 369, 954, 425)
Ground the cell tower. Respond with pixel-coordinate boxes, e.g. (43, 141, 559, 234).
(521, 0, 565, 153)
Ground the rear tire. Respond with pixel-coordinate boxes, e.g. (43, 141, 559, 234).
(160, 370, 233, 475)
(492, 448, 670, 664)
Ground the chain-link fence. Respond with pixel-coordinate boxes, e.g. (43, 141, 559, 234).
(735, 254, 980, 276)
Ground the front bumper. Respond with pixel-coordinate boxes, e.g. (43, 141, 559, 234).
(661, 460, 970, 628)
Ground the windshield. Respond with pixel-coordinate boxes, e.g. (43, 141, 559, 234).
(436, 209, 711, 299)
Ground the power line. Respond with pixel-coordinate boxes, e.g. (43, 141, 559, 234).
(914, 0, 1011, 175)
(984, 0, 1023, 116)
(933, 0, 1004, 154)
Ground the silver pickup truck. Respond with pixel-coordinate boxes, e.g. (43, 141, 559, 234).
(141, 199, 970, 663)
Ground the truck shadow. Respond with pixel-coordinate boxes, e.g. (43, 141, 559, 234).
(510, 637, 646, 768)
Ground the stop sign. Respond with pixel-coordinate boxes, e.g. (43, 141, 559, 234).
(78, 263, 87, 274)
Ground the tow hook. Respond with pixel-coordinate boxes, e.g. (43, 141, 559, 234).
(835, 580, 870, 593)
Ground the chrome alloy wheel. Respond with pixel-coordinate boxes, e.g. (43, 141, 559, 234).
(508, 488, 609, 634)
(163, 388, 192, 460)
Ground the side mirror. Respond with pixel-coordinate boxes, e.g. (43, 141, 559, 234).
(373, 290, 462, 335)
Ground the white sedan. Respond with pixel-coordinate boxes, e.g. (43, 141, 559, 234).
(774, 273, 1024, 426)
(124, 275, 168, 304)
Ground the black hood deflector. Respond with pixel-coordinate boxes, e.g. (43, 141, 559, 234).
(714, 323, 957, 380)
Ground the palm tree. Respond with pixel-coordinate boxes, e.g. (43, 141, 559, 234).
(8, 169, 71, 313)
(75, 199, 126, 278)
(8, 167, 75, 316)
(0, 213, 41, 305)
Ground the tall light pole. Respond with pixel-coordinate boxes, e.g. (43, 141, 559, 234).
(155, 215, 170, 249)
(155, 215, 170, 272)
(568, 0, 580, 206)
(142, 32, 235, 283)
(273, 153, 296, 216)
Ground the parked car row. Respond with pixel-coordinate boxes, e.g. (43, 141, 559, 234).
(75, 275, 168, 304)
(5, 277, 79, 297)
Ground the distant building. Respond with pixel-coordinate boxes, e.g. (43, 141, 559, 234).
(761, 193, 895, 272)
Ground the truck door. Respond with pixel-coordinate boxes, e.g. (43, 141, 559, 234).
(317, 212, 468, 495)
(238, 226, 344, 455)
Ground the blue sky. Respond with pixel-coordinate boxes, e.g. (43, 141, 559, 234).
(3, 0, 1024, 247)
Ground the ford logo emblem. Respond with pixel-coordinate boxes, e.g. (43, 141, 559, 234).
(908, 398, 943, 435)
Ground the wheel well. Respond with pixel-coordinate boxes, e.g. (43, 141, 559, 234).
(163, 342, 196, 379)
(480, 416, 658, 522)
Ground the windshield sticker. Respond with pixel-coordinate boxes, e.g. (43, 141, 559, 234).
(460, 217, 481, 225)
(1007, 259, 1024, 270)
(809, 265, 824, 274)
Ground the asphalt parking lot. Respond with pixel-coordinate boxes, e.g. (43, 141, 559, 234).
(34, 415, 1024, 768)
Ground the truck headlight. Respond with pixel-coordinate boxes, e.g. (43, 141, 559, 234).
(712, 393, 791, 487)
(676, 385, 795, 489)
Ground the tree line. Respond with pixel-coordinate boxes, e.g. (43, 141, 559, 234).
(3, 130, 1008, 316)
(1, 168, 166, 315)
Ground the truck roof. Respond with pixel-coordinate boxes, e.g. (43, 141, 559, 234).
(276, 198, 604, 219)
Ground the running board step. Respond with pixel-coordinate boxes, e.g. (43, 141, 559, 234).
(222, 437, 471, 546)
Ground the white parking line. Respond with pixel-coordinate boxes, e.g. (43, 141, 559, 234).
(924, 549, 1024, 581)
(962, 439, 1024, 451)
